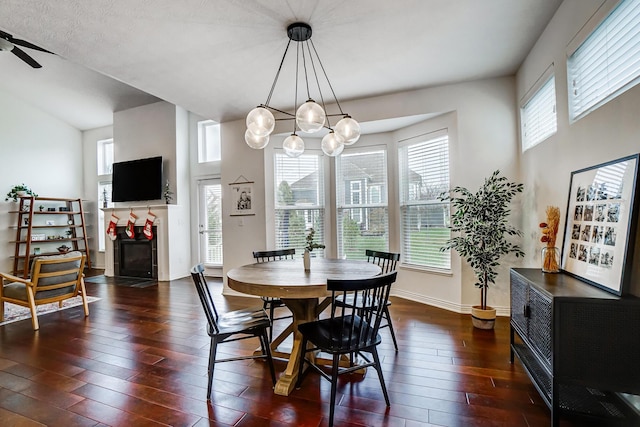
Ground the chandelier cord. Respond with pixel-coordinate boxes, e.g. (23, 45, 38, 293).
(310, 39, 345, 116)
(305, 39, 332, 128)
(265, 38, 293, 107)
(293, 42, 300, 133)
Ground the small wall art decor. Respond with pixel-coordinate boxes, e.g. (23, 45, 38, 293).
(561, 154, 640, 295)
(229, 176, 255, 216)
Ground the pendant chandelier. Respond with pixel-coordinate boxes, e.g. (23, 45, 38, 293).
(245, 22, 360, 158)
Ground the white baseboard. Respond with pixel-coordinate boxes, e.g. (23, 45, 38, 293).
(391, 289, 510, 317)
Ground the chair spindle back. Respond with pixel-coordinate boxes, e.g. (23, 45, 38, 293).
(365, 249, 400, 274)
(190, 264, 220, 335)
(328, 271, 397, 351)
(253, 248, 296, 263)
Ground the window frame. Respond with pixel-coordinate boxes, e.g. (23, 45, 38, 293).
(398, 129, 451, 271)
(197, 120, 221, 163)
(336, 147, 390, 260)
(271, 149, 328, 256)
(567, 0, 640, 122)
(520, 67, 557, 151)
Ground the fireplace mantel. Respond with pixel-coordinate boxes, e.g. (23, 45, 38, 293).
(102, 205, 190, 281)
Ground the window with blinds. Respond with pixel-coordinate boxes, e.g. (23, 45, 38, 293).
(398, 132, 450, 270)
(274, 152, 325, 256)
(568, 0, 640, 121)
(521, 75, 557, 151)
(336, 149, 389, 260)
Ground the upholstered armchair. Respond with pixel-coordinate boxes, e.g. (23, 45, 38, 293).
(0, 251, 88, 330)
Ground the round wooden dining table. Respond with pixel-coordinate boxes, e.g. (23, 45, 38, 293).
(227, 258, 381, 396)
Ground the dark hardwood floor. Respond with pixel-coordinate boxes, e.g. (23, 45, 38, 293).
(0, 272, 615, 426)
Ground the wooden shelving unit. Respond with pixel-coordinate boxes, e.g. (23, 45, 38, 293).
(10, 196, 92, 277)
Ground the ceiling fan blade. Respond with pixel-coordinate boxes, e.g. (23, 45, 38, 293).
(11, 46, 42, 68)
(11, 38, 52, 54)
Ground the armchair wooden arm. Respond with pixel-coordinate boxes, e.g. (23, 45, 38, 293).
(0, 272, 33, 286)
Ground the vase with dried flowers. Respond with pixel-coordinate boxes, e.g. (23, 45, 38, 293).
(540, 206, 561, 273)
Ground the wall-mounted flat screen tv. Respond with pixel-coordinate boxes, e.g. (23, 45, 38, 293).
(112, 156, 163, 202)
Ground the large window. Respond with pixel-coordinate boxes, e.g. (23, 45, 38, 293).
(521, 75, 557, 151)
(336, 149, 389, 260)
(568, 0, 640, 121)
(274, 152, 325, 255)
(198, 120, 221, 163)
(97, 138, 114, 175)
(97, 138, 114, 252)
(398, 131, 450, 270)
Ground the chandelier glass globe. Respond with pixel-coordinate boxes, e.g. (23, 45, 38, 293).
(296, 99, 326, 133)
(246, 107, 275, 137)
(245, 129, 269, 149)
(334, 115, 361, 145)
(282, 134, 305, 158)
(321, 131, 345, 157)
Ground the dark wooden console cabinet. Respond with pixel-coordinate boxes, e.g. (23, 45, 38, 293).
(510, 268, 640, 426)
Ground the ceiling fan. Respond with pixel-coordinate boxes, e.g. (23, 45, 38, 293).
(0, 30, 53, 68)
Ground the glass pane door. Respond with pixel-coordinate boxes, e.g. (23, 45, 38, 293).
(198, 179, 223, 266)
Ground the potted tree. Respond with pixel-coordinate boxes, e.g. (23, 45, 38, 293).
(440, 170, 525, 329)
(5, 184, 37, 202)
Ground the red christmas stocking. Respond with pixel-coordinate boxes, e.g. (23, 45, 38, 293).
(125, 212, 137, 239)
(143, 212, 156, 240)
(106, 214, 118, 241)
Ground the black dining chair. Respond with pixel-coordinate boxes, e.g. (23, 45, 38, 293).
(296, 271, 398, 427)
(190, 264, 276, 399)
(252, 248, 295, 341)
(335, 249, 401, 351)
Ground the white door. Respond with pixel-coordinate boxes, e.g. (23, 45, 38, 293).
(197, 179, 223, 269)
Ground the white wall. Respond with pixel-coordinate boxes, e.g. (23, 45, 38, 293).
(220, 76, 521, 312)
(0, 89, 84, 272)
(517, 0, 640, 291)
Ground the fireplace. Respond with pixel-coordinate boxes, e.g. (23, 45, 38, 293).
(113, 226, 158, 279)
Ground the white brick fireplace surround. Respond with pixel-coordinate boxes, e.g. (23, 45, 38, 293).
(102, 205, 191, 281)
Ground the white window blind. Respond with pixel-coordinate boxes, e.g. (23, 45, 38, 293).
(521, 75, 557, 151)
(336, 149, 389, 260)
(568, 0, 640, 121)
(274, 152, 325, 256)
(398, 132, 450, 269)
(202, 182, 223, 265)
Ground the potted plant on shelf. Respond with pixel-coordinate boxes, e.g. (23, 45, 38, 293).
(439, 170, 525, 329)
(163, 180, 174, 204)
(5, 184, 37, 202)
(304, 227, 325, 272)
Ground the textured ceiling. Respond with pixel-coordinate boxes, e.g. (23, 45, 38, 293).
(0, 0, 563, 130)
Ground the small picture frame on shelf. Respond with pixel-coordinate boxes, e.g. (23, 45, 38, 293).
(31, 233, 46, 241)
(47, 208, 56, 212)
(33, 248, 41, 255)
(58, 207, 70, 212)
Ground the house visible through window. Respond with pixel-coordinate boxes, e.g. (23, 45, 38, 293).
(198, 120, 221, 163)
(398, 131, 450, 270)
(336, 149, 389, 260)
(274, 152, 325, 255)
(568, 0, 640, 121)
